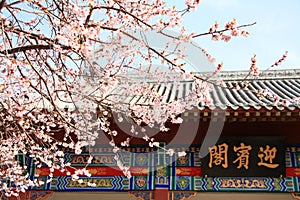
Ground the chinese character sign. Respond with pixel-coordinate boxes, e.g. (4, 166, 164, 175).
(209, 143, 229, 168)
(202, 137, 285, 177)
(258, 145, 279, 168)
(233, 143, 252, 170)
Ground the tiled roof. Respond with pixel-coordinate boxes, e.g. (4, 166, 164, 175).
(126, 69, 300, 111)
(208, 69, 300, 110)
(42, 69, 300, 112)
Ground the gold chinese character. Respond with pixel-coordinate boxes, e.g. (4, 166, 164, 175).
(233, 143, 252, 169)
(208, 143, 228, 168)
(258, 145, 279, 168)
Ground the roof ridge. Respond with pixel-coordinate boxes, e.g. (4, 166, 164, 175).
(219, 69, 300, 81)
(123, 69, 300, 82)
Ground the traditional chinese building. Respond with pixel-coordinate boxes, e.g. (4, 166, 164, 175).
(8, 69, 300, 200)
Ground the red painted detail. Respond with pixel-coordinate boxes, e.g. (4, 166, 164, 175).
(36, 166, 300, 177)
(36, 166, 149, 176)
(36, 166, 202, 177)
(176, 167, 202, 176)
(154, 189, 168, 200)
(286, 167, 300, 177)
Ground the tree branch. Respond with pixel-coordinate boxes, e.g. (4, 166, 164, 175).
(0, 44, 71, 54)
(192, 22, 257, 38)
(0, 0, 5, 12)
(93, 6, 152, 29)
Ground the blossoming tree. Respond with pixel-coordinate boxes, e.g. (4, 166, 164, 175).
(0, 0, 288, 197)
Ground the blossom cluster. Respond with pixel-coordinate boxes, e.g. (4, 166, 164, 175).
(208, 19, 250, 42)
(250, 55, 259, 77)
(0, 0, 259, 197)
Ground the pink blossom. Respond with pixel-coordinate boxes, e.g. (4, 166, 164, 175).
(231, 29, 240, 36)
(250, 55, 259, 77)
(185, 0, 201, 10)
(241, 30, 250, 37)
(212, 33, 220, 41)
(166, 149, 175, 156)
(221, 34, 231, 42)
(178, 151, 187, 157)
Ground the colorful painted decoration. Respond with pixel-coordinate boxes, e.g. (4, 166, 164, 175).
(17, 145, 300, 193)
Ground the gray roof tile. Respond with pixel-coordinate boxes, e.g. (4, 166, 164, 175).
(145, 69, 300, 110)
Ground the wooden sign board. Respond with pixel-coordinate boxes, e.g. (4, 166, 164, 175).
(202, 136, 286, 177)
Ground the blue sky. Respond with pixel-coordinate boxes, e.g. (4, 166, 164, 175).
(175, 0, 300, 71)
